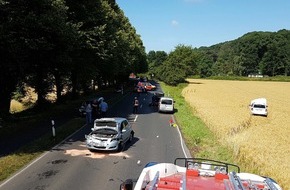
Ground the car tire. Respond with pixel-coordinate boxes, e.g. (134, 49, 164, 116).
(128, 132, 134, 143)
(121, 179, 133, 190)
(117, 142, 124, 152)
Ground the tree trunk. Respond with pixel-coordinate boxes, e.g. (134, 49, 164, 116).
(34, 67, 47, 107)
(0, 79, 15, 118)
(54, 70, 63, 103)
(71, 71, 78, 99)
(0, 88, 12, 118)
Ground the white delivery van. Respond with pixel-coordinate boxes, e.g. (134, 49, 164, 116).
(249, 98, 268, 116)
(158, 97, 174, 113)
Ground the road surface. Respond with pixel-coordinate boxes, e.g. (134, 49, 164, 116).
(0, 85, 191, 190)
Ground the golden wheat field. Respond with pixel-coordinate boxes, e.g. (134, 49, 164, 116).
(182, 79, 290, 189)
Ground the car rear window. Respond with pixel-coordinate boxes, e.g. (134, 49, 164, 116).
(161, 100, 173, 105)
(95, 121, 117, 127)
(253, 104, 266, 108)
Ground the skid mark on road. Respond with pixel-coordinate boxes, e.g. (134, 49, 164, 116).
(64, 145, 130, 159)
(37, 170, 59, 180)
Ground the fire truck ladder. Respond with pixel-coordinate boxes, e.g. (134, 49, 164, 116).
(228, 172, 279, 190)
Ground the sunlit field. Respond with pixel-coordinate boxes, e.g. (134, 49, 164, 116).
(182, 79, 290, 189)
(10, 100, 26, 113)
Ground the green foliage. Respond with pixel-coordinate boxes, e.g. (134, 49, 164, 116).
(0, 0, 147, 115)
(156, 45, 199, 85)
(148, 30, 290, 86)
(147, 50, 168, 76)
(208, 30, 290, 77)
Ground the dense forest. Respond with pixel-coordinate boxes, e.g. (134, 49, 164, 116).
(0, 0, 147, 117)
(149, 30, 290, 85)
(1, 0, 290, 118)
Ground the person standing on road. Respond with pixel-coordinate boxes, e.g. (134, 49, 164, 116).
(91, 99, 99, 119)
(85, 101, 92, 125)
(99, 99, 108, 118)
(133, 97, 139, 114)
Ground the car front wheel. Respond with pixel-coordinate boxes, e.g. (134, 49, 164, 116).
(117, 142, 124, 152)
(128, 132, 134, 143)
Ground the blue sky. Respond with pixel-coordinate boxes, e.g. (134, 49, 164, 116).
(116, 0, 290, 53)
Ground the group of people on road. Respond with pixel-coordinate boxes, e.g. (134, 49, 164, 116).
(85, 97, 108, 125)
(85, 94, 141, 125)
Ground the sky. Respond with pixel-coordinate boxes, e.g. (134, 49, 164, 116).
(116, 0, 290, 53)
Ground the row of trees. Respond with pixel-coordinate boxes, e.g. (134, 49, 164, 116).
(0, 0, 147, 117)
(148, 30, 290, 85)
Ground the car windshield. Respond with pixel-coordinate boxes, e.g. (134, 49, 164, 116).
(95, 121, 117, 127)
(161, 100, 172, 105)
(253, 104, 266, 108)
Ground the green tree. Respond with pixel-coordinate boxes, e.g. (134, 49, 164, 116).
(157, 45, 198, 85)
(196, 51, 213, 78)
(21, 0, 75, 106)
(147, 50, 168, 77)
(0, 0, 29, 117)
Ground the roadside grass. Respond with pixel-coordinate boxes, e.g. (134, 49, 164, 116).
(160, 82, 234, 163)
(0, 118, 84, 182)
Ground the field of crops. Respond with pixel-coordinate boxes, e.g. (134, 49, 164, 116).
(182, 79, 290, 189)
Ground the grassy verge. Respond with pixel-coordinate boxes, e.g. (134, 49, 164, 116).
(161, 82, 235, 163)
(0, 118, 84, 182)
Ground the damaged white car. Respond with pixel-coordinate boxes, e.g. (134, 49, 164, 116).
(85, 118, 134, 152)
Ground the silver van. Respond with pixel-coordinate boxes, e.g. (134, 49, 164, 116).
(158, 97, 174, 113)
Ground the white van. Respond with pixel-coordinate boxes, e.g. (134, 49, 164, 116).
(159, 97, 174, 113)
(249, 98, 268, 116)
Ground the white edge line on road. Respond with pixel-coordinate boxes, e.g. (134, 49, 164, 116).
(172, 115, 190, 158)
(134, 115, 138, 122)
(1, 115, 187, 187)
(0, 123, 87, 188)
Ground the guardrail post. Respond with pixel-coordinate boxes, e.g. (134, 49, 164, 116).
(51, 120, 56, 138)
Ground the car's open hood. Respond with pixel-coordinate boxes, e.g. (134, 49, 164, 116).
(93, 128, 118, 135)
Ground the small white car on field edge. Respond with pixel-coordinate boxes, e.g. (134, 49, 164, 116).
(249, 98, 268, 117)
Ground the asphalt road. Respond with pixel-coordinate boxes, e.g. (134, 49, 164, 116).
(0, 85, 191, 190)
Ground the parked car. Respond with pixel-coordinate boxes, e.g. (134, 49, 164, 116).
(137, 81, 156, 91)
(85, 117, 134, 152)
(158, 97, 174, 113)
(144, 82, 156, 91)
(149, 92, 164, 106)
(249, 98, 268, 116)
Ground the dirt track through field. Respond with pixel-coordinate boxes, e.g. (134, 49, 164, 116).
(182, 79, 290, 189)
